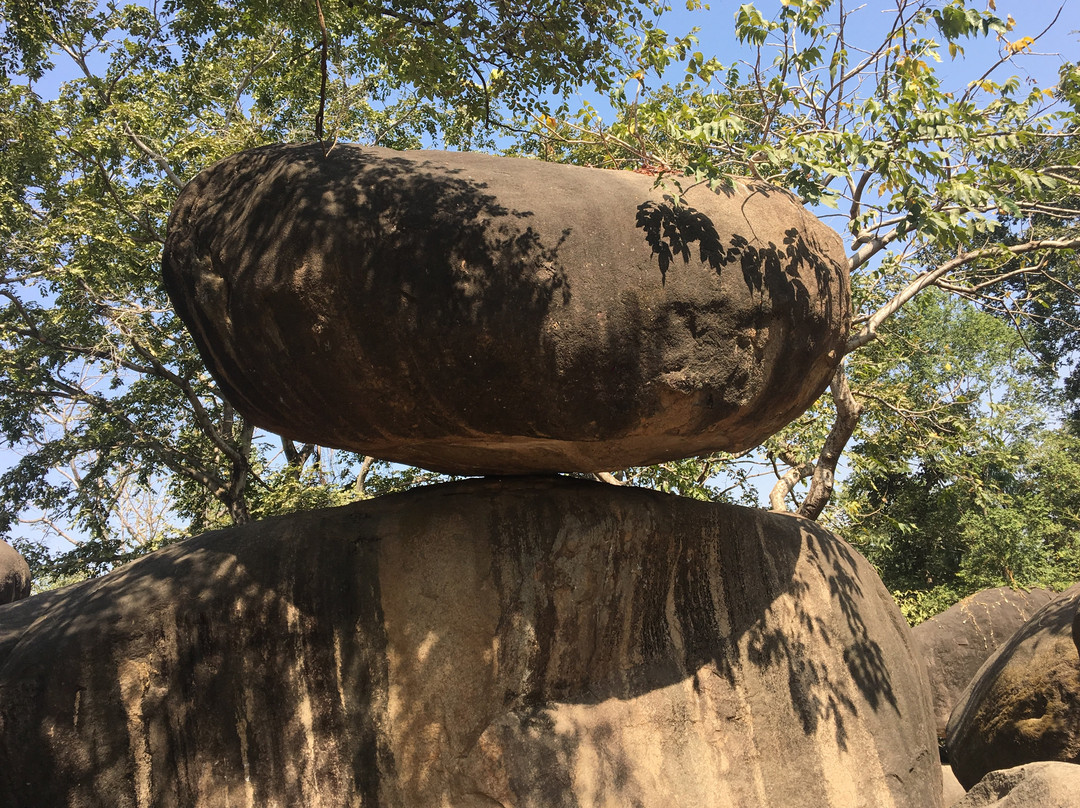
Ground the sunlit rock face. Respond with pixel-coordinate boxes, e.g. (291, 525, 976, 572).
(949, 762, 1080, 808)
(161, 143, 849, 474)
(0, 478, 938, 808)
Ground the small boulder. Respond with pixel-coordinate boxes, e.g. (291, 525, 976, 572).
(1, 477, 936, 807)
(162, 144, 850, 475)
(948, 762, 1080, 807)
(0, 541, 31, 605)
(912, 586, 1057, 741)
(946, 584, 1080, 789)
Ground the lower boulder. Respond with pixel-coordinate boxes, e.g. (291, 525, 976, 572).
(0, 477, 938, 807)
(946, 584, 1080, 790)
(942, 764, 967, 807)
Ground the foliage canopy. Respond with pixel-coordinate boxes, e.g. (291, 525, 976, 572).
(1, 0, 1078, 616)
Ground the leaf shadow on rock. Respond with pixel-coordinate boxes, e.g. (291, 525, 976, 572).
(393, 478, 906, 805)
(634, 194, 836, 330)
(0, 477, 909, 806)
(165, 143, 577, 444)
(0, 503, 399, 807)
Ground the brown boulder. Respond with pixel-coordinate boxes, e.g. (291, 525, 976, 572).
(162, 144, 850, 475)
(0, 541, 30, 605)
(946, 584, 1080, 790)
(912, 587, 1058, 741)
(0, 477, 936, 807)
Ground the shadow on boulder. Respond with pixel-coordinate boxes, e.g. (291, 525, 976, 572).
(0, 477, 937, 807)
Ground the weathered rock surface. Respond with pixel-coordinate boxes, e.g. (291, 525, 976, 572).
(949, 762, 1080, 807)
(913, 586, 1057, 741)
(0, 477, 936, 807)
(162, 144, 850, 474)
(947, 584, 1080, 790)
(0, 541, 30, 605)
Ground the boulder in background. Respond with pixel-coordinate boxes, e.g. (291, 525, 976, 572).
(0, 541, 30, 605)
(912, 586, 1057, 741)
(946, 584, 1080, 790)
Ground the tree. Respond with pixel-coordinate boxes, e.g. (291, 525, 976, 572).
(825, 286, 1080, 621)
(5, 0, 1080, 606)
(523, 0, 1080, 518)
(0, 0, 661, 584)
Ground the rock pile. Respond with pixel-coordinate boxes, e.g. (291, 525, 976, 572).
(912, 586, 1057, 741)
(949, 762, 1080, 808)
(1, 146, 949, 807)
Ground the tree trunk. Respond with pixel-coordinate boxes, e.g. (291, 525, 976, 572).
(797, 364, 863, 521)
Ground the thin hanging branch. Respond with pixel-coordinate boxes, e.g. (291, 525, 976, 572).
(314, 0, 329, 143)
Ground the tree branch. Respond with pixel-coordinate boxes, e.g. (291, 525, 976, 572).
(120, 122, 184, 190)
(847, 237, 1080, 352)
(769, 460, 814, 512)
(354, 455, 376, 497)
(314, 0, 329, 143)
(798, 364, 863, 520)
(594, 471, 626, 486)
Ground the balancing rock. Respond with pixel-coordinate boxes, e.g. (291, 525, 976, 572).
(0, 477, 937, 808)
(947, 583, 1080, 789)
(162, 144, 850, 474)
(912, 586, 1057, 741)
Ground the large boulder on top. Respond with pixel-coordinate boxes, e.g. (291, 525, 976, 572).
(162, 144, 850, 475)
(0, 541, 30, 605)
(0, 477, 937, 807)
(912, 586, 1058, 741)
(946, 583, 1080, 790)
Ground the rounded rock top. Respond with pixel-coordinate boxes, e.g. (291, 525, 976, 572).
(162, 143, 850, 474)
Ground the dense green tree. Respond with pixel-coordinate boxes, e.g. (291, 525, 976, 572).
(826, 288, 1079, 621)
(525, 1, 1080, 507)
(0, 0, 660, 585)
(3, 0, 1079, 607)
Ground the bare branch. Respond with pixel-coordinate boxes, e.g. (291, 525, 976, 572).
(769, 460, 813, 512)
(594, 471, 626, 486)
(848, 237, 1080, 352)
(120, 122, 184, 190)
(314, 0, 329, 144)
(354, 455, 376, 497)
